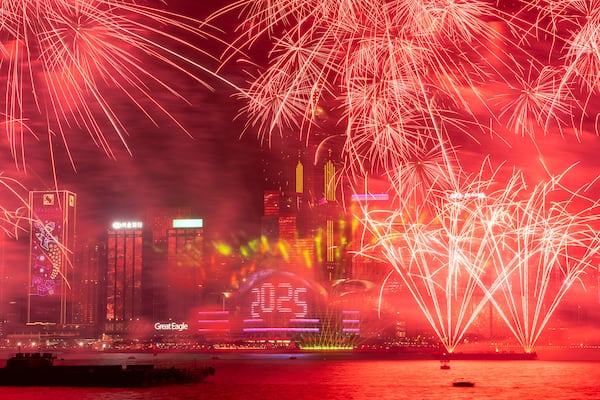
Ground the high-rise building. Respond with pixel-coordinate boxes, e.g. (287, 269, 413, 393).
(72, 238, 106, 334)
(164, 218, 205, 321)
(103, 208, 207, 334)
(105, 220, 143, 333)
(28, 190, 76, 325)
(315, 150, 350, 282)
(142, 207, 204, 322)
(261, 190, 281, 241)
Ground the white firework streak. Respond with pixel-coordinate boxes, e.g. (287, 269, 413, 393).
(0, 172, 31, 238)
(358, 166, 600, 353)
(0, 0, 235, 168)
(481, 169, 600, 353)
(210, 0, 600, 181)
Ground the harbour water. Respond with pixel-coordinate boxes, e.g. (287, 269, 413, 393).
(2, 352, 600, 400)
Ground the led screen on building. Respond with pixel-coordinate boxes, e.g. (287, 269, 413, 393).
(28, 191, 76, 324)
(237, 270, 327, 335)
(30, 192, 73, 297)
(31, 219, 63, 296)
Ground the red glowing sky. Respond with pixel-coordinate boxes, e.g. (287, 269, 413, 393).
(0, 1, 266, 242)
(1, 0, 599, 248)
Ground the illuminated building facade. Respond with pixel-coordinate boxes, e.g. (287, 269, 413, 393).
(165, 218, 205, 321)
(28, 190, 76, 325)
(261, 143, 316, 239)
(141, 208, 205, 322)
(261, 190, 282, 241)
(315, 150, 349, 282)
(145, 207, 193, 247)
(105, 221, 143, 333)
(102, 208, 207, 334)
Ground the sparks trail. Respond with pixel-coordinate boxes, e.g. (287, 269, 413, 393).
(358, 165, 600, 353)
(0, 173, 32, 238)
(483, 176, 600, 353)
(211, 0, 600, 178)
(0, 0, 237, 170)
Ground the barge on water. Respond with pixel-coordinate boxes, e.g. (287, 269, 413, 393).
(0, 352, 215, 387)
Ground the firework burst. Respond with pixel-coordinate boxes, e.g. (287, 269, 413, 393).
(1, 0, 227, 169)
(212, 0, 600, 179)
(358, 165, 600, 353)
(482, 169, 600, 352)
(495, 64, 576, 137)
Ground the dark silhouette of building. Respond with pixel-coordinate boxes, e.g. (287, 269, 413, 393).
(72, 238, 106, 335)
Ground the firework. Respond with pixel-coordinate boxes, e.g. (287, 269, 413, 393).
(212, 0, 600, 178)
(0, 173, 30, 237)
(494, 64, 575, 137)
(0, 0, 228, 168)
(482, 170, 600, 352)
(358, 165, 600, 353)
(358, 171, 495, 352)
(209, 0, 600, 351)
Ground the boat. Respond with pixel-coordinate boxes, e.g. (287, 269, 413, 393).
(0, 352, 215, 387)
(452, 380, 475, 387)
(440, 359, 450, 369)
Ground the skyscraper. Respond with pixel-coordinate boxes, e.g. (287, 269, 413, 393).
(316, 149, 349, 282)
(105, 220, 143, 333)
(28, 190, 76, 325)
(72, 238, 106, 334)
(165, 218, 205, 321)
